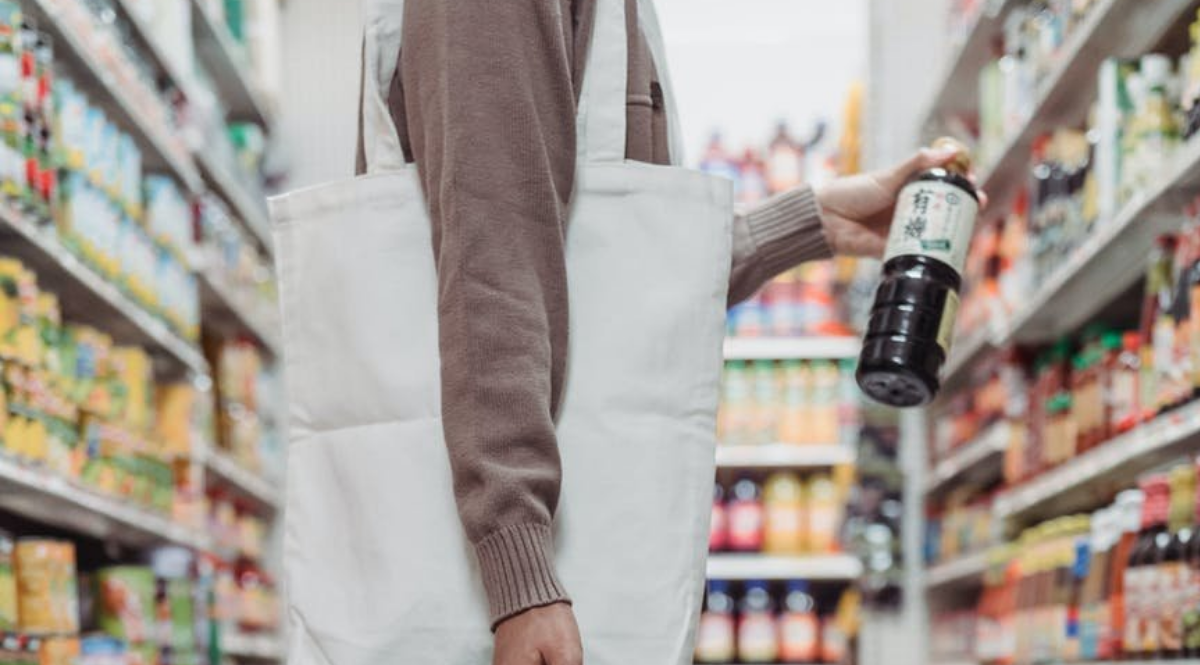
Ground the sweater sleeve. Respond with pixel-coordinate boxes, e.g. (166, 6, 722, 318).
(398, 0, 576, 628)
(728, 186, 833, 306)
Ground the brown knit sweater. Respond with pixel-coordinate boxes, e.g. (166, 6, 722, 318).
(362, 0, 832, 627)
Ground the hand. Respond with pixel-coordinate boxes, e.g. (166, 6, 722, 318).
(814, 147, 989, 258)
(494, 602, 583, 665)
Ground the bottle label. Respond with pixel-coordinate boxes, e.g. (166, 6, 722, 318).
(1162, 561, 1184, 651)
(884, 179, 979, 273)
(738, 613, 779, 661)
(695, 613, 735, 662)
(780, 614, 818, 660)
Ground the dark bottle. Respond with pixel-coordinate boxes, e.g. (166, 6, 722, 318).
(858, 137, 981, 407)
(1125, 475, 1170, 660)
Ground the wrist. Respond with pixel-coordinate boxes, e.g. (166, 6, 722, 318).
(475, 522, 570, 631)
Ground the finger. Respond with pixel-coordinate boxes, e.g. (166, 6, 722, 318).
(882, 147, 958, 189)
(966, 172, 990, 210)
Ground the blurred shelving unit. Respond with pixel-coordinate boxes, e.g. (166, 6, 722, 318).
(706, 553, 863, 581)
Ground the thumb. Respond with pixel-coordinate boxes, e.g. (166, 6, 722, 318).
(881, 146, 959, 190)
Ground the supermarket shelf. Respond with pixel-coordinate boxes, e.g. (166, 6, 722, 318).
(978, 0, 1190, 213)
(716, 444, 855, 469)
(195, 149, 272, 252)
(111, 0, 198, 101)
(926, 422, 1009, 494)
(924, 550, 989, 590)
(201, 447, 281, 511)
(223, 631, 284, 661)
(705, 554, 862, 581)
(24, 0, 202, 192)
(0, 202, 208, 377)
(722, 336, 859, 361)
(191, 0, 275, 126)
(0, 454, 209, 550)
(921, 0, 1021, 135)
(198, 267, 281, 357)
(995, 399, 1200, 524)
(940, 130, 1200, 391)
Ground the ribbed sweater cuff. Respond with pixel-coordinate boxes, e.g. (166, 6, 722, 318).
(475, 523, 570, 630)
(745, 186, 832, 277)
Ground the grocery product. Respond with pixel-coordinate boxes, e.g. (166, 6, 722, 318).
(779, 580, 819, 663)
(728, 478, 765, 553)
(807, 473, 844, 554)
(763, 472, 806, 554)
(709, 484, 728, 553)
(737, 580, 778, 663)
(717, 359, 855, 447)
(694, 580, 736, 663)
(14, 539, 77, 635)
(0, 532, 15, 631)
(96, 566, 155, 644)
(857, 137, 981, 407)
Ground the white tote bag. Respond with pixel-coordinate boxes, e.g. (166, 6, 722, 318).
(272, 0, 732, 662)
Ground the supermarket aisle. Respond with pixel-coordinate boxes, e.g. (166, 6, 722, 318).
(0, 0, 289, 662)
(908, 0, 1200, 664)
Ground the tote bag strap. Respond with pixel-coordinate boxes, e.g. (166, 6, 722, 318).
(359, 0, 407, 173)
(576, 0, 628, 164)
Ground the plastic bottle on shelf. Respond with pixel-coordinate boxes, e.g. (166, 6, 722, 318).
(779, 580, 819, 663)
(728, 478, 766, 553)
(810, 360, 840, 445)
(807, 473, 842, 554)
(694, 580, 737, 663)
(1185, 458, 1200, 655)
(836, 359, 861, 450)
(738, 580, 780, 663)
(720, 361, 752, 446)
(856, 137, 981, 407)
(710, 483, 728, 553)
(751, 360, 779, 445)
(763, 472, 806, 555)
(778, 360, 809, 445)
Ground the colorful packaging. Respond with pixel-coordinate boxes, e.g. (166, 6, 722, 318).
(14, 539, 78, 635)
(763, 472, 806, 554)
(96, 566, 155, 643)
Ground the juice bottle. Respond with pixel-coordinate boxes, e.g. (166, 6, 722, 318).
(728, 478, 765, 553)
(721, 362, 752, 446)
(765, 273, 799, 337)
(837, 359, 861, 449)
(807, 474, 842, 554)
(810, 361, 840, 445)
(738, 580, 779, 663)
(779, 580, 819, 663)
(709, 484, 728, 553)
(763, 472, 806, 555)
(820, 614, 848, 664)
(857, 137, 981, 407)
(751, 361, 779, 445)
(694, 580, 736, 663)
(778, 360, 808, 445)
